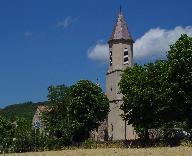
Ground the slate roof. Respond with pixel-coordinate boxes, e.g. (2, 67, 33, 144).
(109, 12, 132, 41)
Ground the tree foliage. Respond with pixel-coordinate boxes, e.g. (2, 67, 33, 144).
(166, 34, 192, 128)
(0, 117, 36, 153)
(43, 85, 73, 144)
(0, 116, 12, 151)
(69, 80, 109, 141)
(119, 61, 166, 139)
(11, 118, 33, 152)
(119, 34, 192, 140)
(43, 80, 109, 143)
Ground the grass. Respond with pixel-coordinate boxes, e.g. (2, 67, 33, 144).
(2, 146, 192, 156)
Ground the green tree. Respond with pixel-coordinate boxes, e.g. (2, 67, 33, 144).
(69, 80, 109, 142)
(0, 116, 12, 153)
(119, 61, 165, 140)
(166, 34, 192, 129)
(11, 117, 32, 152)
(43, 85, 73, 145)
(119, 34, 192, 140)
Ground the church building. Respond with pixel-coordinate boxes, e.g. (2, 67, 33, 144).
(106, 9, 137, 140)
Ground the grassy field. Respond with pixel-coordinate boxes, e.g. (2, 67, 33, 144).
(1, 147, 192, 156)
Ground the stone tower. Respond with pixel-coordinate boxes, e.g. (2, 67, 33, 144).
(106, 10, 136, 140)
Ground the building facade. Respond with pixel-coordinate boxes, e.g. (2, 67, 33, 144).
(32, 105, 48, 132)
(106, 10, 137, 140)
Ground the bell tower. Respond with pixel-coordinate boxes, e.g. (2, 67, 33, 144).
(106, 9, 136, 140)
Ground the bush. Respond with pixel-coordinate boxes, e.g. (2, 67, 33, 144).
(83, 138, 97, 149)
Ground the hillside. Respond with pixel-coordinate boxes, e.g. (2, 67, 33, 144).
(0, 101, 48, 123)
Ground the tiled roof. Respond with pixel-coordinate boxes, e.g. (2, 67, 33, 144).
(109, 13, 132, 41)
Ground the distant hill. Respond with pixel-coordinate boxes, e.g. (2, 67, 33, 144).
(0, 101, 48, 123)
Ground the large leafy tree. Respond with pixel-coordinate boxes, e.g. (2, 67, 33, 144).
(43, 85, 73, 144)
(12, 118, 33, 152)
(166, 34, 192, 128)
(43, 81, 109, 143)
(119, 34, 192, 140)
(69, 80, 109, 142)
(119, 61, 165, 140)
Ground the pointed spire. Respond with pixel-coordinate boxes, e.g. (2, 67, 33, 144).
(109, 8, 132, 42)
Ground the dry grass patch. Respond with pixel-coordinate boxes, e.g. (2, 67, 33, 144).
(2, 147, 192, 156)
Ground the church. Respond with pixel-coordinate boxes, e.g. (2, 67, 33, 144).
(106, 9, 137, 140)
(32, 8, 138, 141)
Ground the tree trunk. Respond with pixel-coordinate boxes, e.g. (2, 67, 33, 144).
(144, 126, 149, 141)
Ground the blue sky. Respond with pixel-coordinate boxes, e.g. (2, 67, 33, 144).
(0, 0, 191, 107)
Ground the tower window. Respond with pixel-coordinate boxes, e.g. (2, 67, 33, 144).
(124, 57, 128, 62)
(124, 48, 129, 64)
(124, 51, 128, 56)
(110, 51, 112, 66)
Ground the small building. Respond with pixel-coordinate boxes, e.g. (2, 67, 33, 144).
(90, 120, 108, 141)
(32, 105, 48, 132)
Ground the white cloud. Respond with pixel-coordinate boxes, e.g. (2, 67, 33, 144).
(134, 26, 192, 59)
(87, 43, 109, 63)
(87, 26, 192, 63)
(57, 16, 76, 29)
